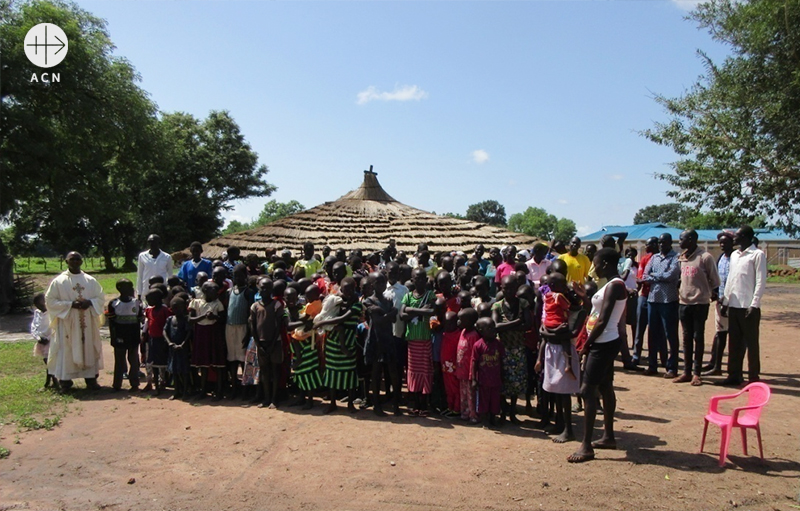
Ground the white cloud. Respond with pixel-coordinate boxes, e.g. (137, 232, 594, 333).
(472, 149, 490, 164)
(577, 225, 593, 236)
(558, 199, 568, 205)
(609, 174, 624, 181)
(356, 85, 428, 105)
(671, 0, 703, 11)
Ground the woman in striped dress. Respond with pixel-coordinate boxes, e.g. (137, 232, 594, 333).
(315, 277, 362, 414)
(400, 268, 437, 416)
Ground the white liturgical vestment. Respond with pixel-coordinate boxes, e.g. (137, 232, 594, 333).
(45, 271, 104, 380)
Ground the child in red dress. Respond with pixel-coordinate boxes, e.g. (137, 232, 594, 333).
(471, 317, 505, 427)
(456, 308, 480, 423)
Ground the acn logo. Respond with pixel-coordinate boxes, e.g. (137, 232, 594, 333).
(24, 23, 68, 68)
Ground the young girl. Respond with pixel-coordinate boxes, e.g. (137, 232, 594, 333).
(541, 273, 578, 380)
(30, 293, 55, 389)
(440, 311, 461, 418)
(289, 284, 323, 410)
(472, 317, 505, 427)
(456, 308, 480, 423)
(315, 277, 362, 414)
(189, 281, 226, 400)
(400, 268, 436, 416)
(144, 289, 171, 395)
(491, 275, 531, 424)
(165, 296, 192, 400)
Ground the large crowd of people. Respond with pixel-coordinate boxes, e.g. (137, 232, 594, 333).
(30, 226, 767, 462)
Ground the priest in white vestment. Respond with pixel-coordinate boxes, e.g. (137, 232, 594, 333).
(45, 252, 104, 390)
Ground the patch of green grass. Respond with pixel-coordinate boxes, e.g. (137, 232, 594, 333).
(767, 275, 800, 284)
(13, 256, 119, 274)
(0, 341, 73, 429)
(95, 272, 137, 295)
(0, 446, 10, 459)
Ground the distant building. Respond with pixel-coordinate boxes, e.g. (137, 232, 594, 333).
(582, 223, 800, 267)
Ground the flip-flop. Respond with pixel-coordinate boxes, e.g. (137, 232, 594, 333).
(567, 452, 595, 463)
(591, 440, 617, 450)
(418, 410, 429, 417)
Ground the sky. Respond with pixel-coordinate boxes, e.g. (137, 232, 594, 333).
(77, 0, 730, 237)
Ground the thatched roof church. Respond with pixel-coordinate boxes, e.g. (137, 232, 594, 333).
(195, 169, 537, 259)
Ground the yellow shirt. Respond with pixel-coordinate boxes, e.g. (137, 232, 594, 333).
(293, 258, 322, 279)
(558, 253, 591, 285)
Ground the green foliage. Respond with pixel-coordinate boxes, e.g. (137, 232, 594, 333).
(443, 212, 466, 220)
(0, 446, 9, 459)
(553, 217, 577, 242)
(633, 203, 695, 226)
(1, 1, 274, 267)
(508, 207, 576, 241)
(221, 200, 305, 235)
(642, 0, 800, 236)
(634, 203, 767, 229)
(466, 200, 507, 227)
(0, 342, 73, 427)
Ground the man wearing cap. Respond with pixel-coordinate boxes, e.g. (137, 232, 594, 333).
(136, 234, 173, 300)
(703, 231, 735, 375)
(719, 225, 767, 386)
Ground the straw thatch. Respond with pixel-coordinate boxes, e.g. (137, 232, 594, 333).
(192, 170, 537, 259)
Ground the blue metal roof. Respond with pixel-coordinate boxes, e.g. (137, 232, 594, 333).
(582, 224, 796, 242)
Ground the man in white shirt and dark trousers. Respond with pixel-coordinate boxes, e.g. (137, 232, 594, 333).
(136, 234, 173, 300)
(719, 225, 767, 386)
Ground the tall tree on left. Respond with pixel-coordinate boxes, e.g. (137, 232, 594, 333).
(0, 1, 274, 269)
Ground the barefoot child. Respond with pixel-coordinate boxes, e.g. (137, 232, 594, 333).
(362, 272, 402, 416)
(165, 297, 192, 400)
(30, 293, 56, 388)
(456, 308, 480, 423)
(315, 277, 362, 414)
(250, 277, 287, 409)
(144, 289, 171, 395)
(440, 311, 461, 417)
(105, 280, 141, 391)
(226, 264, 256, 399)
(289, 284, 323, 409)
(471, 317, 504, 427)
(189, 281, 226, 400)
(492, 275, 531, 424)
(541, 273, 577, 380)
(400, 268, 437, 416)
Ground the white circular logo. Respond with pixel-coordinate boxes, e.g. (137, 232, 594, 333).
(24, 23, 68, 68)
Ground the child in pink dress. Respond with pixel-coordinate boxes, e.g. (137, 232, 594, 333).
(455, 308, 480, 423)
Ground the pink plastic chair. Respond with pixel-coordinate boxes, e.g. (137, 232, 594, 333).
(700, 382, 771, 467)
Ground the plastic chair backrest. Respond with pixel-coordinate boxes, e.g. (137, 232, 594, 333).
(740, 382, 771, 423)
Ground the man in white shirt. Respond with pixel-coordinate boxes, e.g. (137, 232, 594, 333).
(525, 243, 551, 289)
(136, 234, 173, 299)
(719, 225, 767, 386)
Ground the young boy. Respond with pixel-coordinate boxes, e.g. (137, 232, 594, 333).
(250, 277, 287, 409)
(30, 293, 56, 389)
(226, 264, 256, 399)
(165, 296, 192, 400)
(106, 279, 142, 391)
(362, 272, 402, 416)
(471, 317, 505, 427)
(144, 288, 171, 395)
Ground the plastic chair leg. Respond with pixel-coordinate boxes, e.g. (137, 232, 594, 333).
(756, 425, 764, 460)
(719, 425, 731, 467)
(700, 420, 709, 453)
(740, 427, 748, 456)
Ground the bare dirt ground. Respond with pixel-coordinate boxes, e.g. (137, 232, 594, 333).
(1, 284, 799, 511)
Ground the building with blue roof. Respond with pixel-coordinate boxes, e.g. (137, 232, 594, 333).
(582, 223, 800, 266)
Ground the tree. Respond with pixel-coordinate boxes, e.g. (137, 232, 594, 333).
(252, 200, 305, 226)
(642, 0, 800, 236)
(683, 211, 766, 230)
(443, 212, 466, 220)
(508, 207, 576, 241)
(221, 200, 306, 235)
(1, 0, 163, 268)
(466, 200, 506, 227)
(633, 203, 695, 226)
(553, 218, 577, 242)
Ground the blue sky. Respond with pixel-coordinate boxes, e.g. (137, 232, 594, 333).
(78, 0, 728, 236)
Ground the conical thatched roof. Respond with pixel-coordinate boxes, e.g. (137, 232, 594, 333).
(194, 170, 537, 259)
